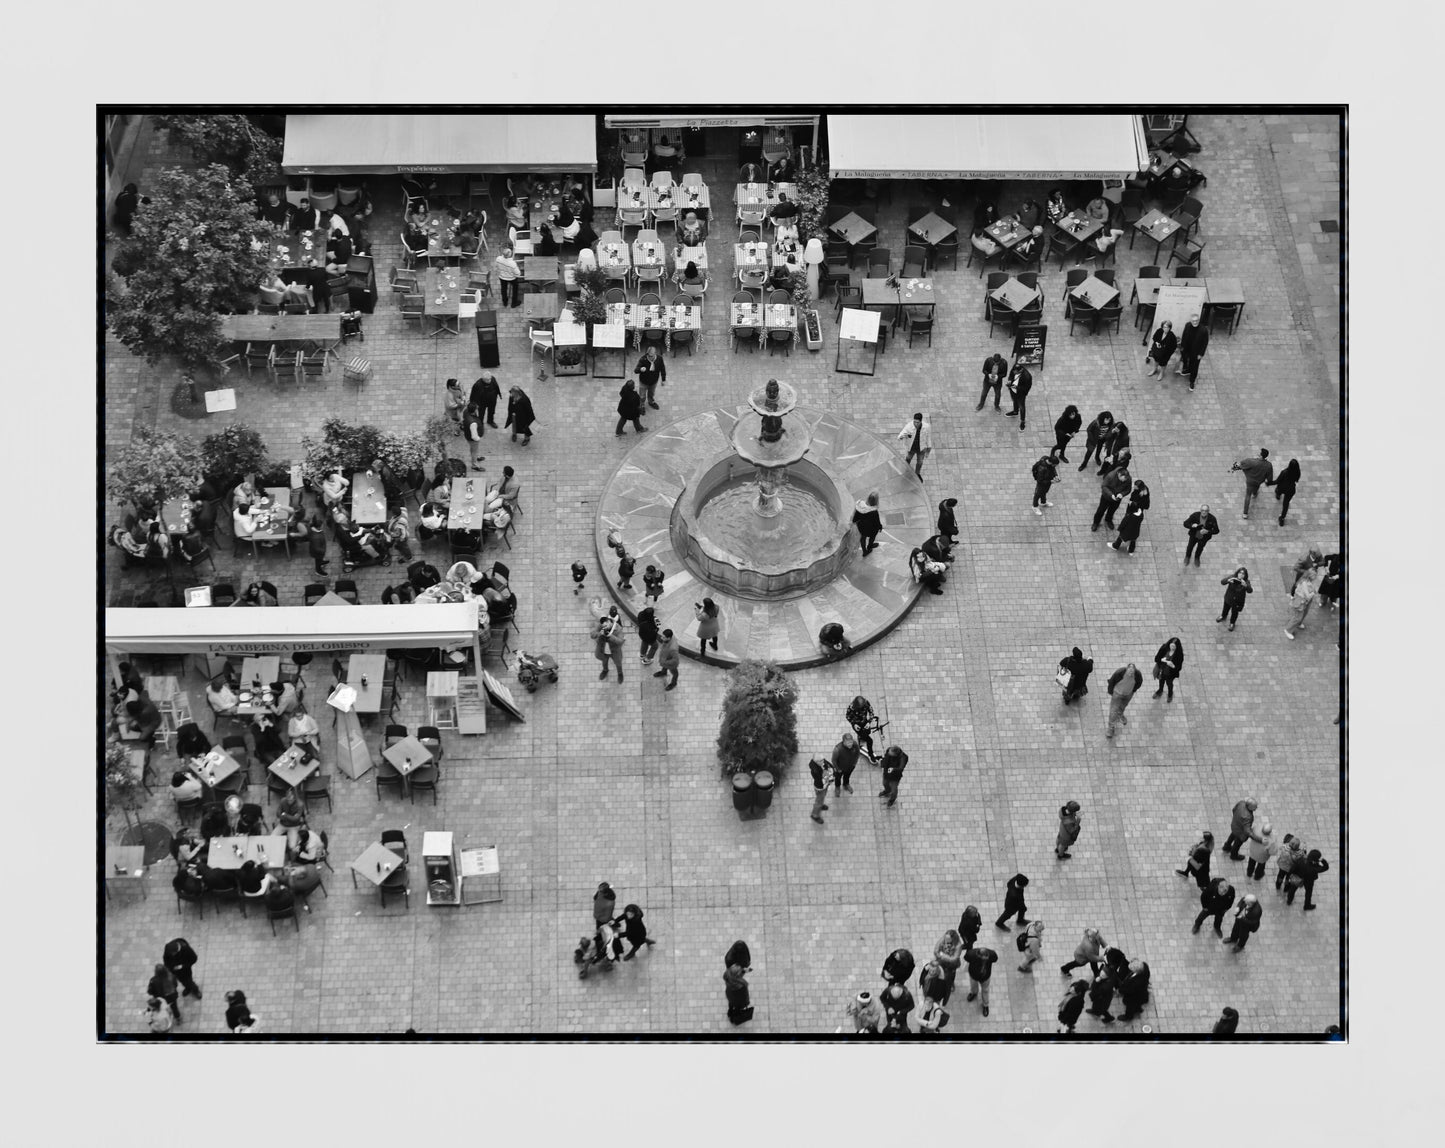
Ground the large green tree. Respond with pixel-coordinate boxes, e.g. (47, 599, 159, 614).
(716, 659, 800, 778)
(107, 164, 277, 372)
(151, 113, 285, 192)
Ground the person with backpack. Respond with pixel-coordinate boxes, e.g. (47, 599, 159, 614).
(1058, 980, 1089, 1032)
(1105, 662, 1144, 739)
(1092, 465, 1132, 532)
(724, 941, 753, 1025)
(1274, 833, 1307, 894)
(1059, 647, 1093, 705)
(461, 402, 486, 472)
(1031, 454, 1060, 515)
(1225, 894, 1263, 953)
(1194, 877, 1237, 936)
(917, 996, 951, 1036)
(963, 945, 999, 1017)
(1176, 832, 1215, 889)
(1017, 919, 1045, 973)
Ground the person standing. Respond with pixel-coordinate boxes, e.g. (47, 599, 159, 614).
(846, 696, 880, 763)
(651, 629, 681, 691)
(1085, 966, 1117, 1023)
(1060, 927, 1106, 978)
(142, 996, 173, 1034)
(470, 373, 503, 428)
(1245, 820, 1277, 882)
(1274, 833, 1306, 894)
(591, 610, 626, 683)
(1058, 980, 1089, 1033)
(632, 346, 666, 410)
(1110, 480, 1149, 553)
(878, 745, 909, 807)
(494, 244, 522, 306)
(146, 962, 182, 1024)
(1289, 849, 1329, 911)
(897, 412, 932, 479)
(1055, 801, 1082, 859)
(1051, 405, 1083, 462)
(1230, 448, 1274, 519)
(1221, 798, 1259, 860)
(504, 387, 536, 445)
(808, 756, 831, 824)
(162, 937, 202, 1000)
(1217, 567, 1253, 631)
(1097, 421, 1131, 477)
(614, 904, 658, 959)
(1017, 919, 1045, 973)
(723, 941, 753, 1025)
(880, 982, 915, 1033)
(1004, 363, 1032, 429)
(636, 605, 660, 665)
(977, 352, 1009, 411)
(831, 730, 861, 795)
(1104, 662, 1143, 739)
(1284, 562, 1322, 640)
(307, 513, 330, 577)
(918, 957, 950, 1012)
(852, 492, 882, 556)
(1182, 505, 1220, 567)
(1193, 877, 1237, 936)
(642, 563, 666, 602)
(1092, 465, 1132, 532)
(936, 497, 959, 544)
(443, 378, 467, 432)
(1151, 637, 1185, 702)
(1031, 454, 1060, 515)
(963, 945, 999, 1017)
(1144, 319, 1178, 377)
(1117, 960, 1152, 1020)
(593, 882, 618, 929)
(694, 598, 721, 658)
(615, 380, 647, 436)
(844, 990, 884, 1033)
(1078, 410, 1115, 471)
(932, 930, 964, 1002)
(1059, 647, 1093, 705)
(995, 873, 1030, 929)
(1176, 832, 1215, 889)
(1268, 458, 1301, 526)
(1176, 315, 1209, 389)
(1225, 894, 1263, 953)
(881, 947, 916, 988)
(957, 905, 983, 953)
(1212, 1007, 1240, 1037)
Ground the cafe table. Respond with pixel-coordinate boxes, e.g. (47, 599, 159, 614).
(240, 656, 282, 694)
(313, 591, 352, 606)
(631, 238, 666, 278)
(161, 496, 193, 536)
(991, 276, 1040, 314)
(424, 267, 463, 336)
(764, 303, 797, 345)
(734, 183, 770, 224)
(1202, 277, 1246, 331)
(351, 841, 406, 888)
(1055, 211, 1103, 246)
(418, 212, 464, 266)
(862, 277, 935, 327)
(731, 301, 762, 329)
(617, 183, 649, 214)
(219, 313, 342, 360)
(105, 845, 148, 900)
(771, 241, 804, 271)
(268, 745, 319, 790)
(245, 486, 293, 557)
(383, 735, 434, 779)
(523, 293, 561, 324)
(208, 835, 287, 871)
(520, 255, 559, 289)
(1072, 274, 1120, 310)
(734, 242, 770, 287)
(351, 471, 388, 525)
(985, 217, 1032, 250)
(1133, 209, 1182, 261)
(908, 212, 958, 245)
(188, 747, 243, 788)
(829, 211, 877, 246)
(591, 320, 628, 378)
(598, 241, 631, 278)
(677, 182, 710, 212)
(673, 244, 708, 272)
(629, 302, 701, 353)
(447, 476, 488, 533)
(346, 653, 386, 714)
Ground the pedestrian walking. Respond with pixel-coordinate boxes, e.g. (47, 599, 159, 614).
(1117, 960, 1151, 1020)
(1017, 919, 1045, 973)
(1144, 319, 1178, 377)
(878, 745, 908, 806)
(846, 695, 881, 763)
(1212, 1007, 1240, 1037)
(162, 937, 202, 999)
(831, 730, 860, 795)
(1078, 410, 1115, 471)
(1194, 877, 1237, 936)
(897, 412, 932, 479)
(1267, 458, 1301, 525)
(591, 609, 626, 683)
(1110, 480, 1149, 553)
(995, 873, 1030, 929)
(1060, 927, 1107, 978)
(881, 982, 915, 1033)
(636, 606, 659, 665)
(1058, 980, 1089, 1032)
(470, 373, 502, 428)
(593, 882, 617, 927)
(1051, 405, 1082, 462)
(1222, 798, 1258, 860)
(1287, 849, 1329, 911)
(1176, 316, 1209, 389)
(1245, 819, 1277, 881)
(932, 930, 964, 1002)
(615, 549, 636, 592)
(1176, 832, 1215, 889)
(1059, 646, 1094, 705)
(694, 597, 721, 658)
(853, 492, 882, 556)
(224, 990, 259, 1032)
(147, 963, 181, 1024)
(142, 996, 173, 1034)
(724, 940, 753, 1024)
(881, 947, 916, 987)
(1104, 662, 1143, 739)
(652, 629, 680, 690)
(632, 345, 666, 410)
(1288, 548, 1325, 595)
(504, 386, 536, 444)
(1085, 966, 1116, 1022)
(614, 904, 658, 959)
(642, 563, 665, 602)
(460, 402, 486, 471)
(1092, 465, 1132, 531)
(1056, 801, 1082, 859)
(443, 377, 467, 430)
(1284, 562, 1322, 640)
(1225, 895, 1263, 953)
(1231, 448, 1274, 519)
(844, 990, 884, 1033)
(958, 905, 983, 952)
(1182, 505, 1220, 567)
(1151, 637, 1185, 702)
(1217, 567, 1253, 630)
(1274, 833, 1306, 894)
(615, 380, 647, 436)
(1005, 363, 1032, 429)
(936, 497, 959, 543)
(1031, 453, 1060, 515)
(808, 756, 832, 823)
(307, 513, 329, 576)
(977, 352, 1009, 410)
(963, 945, 999, 1016)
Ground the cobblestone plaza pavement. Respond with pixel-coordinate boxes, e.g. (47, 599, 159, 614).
(101, 112, 1344, 1037)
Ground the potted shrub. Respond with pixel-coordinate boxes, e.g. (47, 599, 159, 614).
(201, 423, 270, 492)
(789, 268, 823, 352)
(716, 658, 800, 781)
(104, 738, 148, 831)
(107, 426, 205, 517)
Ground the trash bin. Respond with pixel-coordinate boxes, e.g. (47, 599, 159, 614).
(731, 772, 754, 812)
(476, 311, 500, 368)
(751, 770, 775, 810)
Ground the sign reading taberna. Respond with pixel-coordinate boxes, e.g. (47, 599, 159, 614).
(206, 640, 370, 655)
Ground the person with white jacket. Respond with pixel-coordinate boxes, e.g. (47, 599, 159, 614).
(897, 412, 932, 479)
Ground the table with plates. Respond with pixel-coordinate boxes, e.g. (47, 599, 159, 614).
(990, 276, 1041, 314)
(346, 653, 386, 714)
(627, 302, 701, 353)
(1055, 211, 1103, 246)
(617, 183, 650, 219)
(416, 212, 464, 265)
(105, 845, 148, 900)
(771, 240, 804, 272)
(985, 218, 1033, 250)
(423, 267, 463, 336)
(908, 212, 958, 246)
(648, 185, 681, 215)
(673, 244, 708, 272)
(267, 229, 330, 272)
(735, 182, 796, 208)
(446, 477, 490, 535)
(862, 277, 935, 327)
(268, 744, 319, 790)
(598, 241, 631, 278)
(1133, 209, 1182, 261)
(161, 496, 193, 537)
(731, 301, 762, 331)
(246, 486, 293, 555)
(764, 303, 797, 345)
(1072, 274, 1120, 311)
(631, 238, 666, 283)
(829, 212, 877, 246)
(237, 656, 281, 704)
(734, 183, 771, 224)
(677, 182, 710, 213)
(734, 241, 770, 285)
(208, 835, 288, 871)
(350, 471, 388, 525)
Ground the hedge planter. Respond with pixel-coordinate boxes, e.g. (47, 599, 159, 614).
(803, 309, 823, 351)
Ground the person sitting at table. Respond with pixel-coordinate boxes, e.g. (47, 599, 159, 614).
(295, 828, 326, 866)
(233, 473, 262, 508)
(675, 259, 705, 289)
(557, 206, 581, 243)
(173, 826, 205, 867)
(1091, 228, 1125, 257)
(534, 225, 558, 256)
(481, 503, 512, 537)
(677, 211, 705, 248)
(402, 220, 429, 261)
(267, 679, 299, 718)
(769, 193, 799, 223)
(574, 216, 598, 250)
(199, 804, 232, 842)
(446, 560, 482, 589)
(124, 697, 163, 746)
(232, 502, 260, 541)
(279, 275, 313, 311)
(257, 189, 289, 227)
(503, 194, 528, 232)
(972, 200, 998, 234)
(1016, 199, 1043, 230)
(652, 133, 680, 161)
(275, 787, 307, 849)
(258, 272, 287, 307)
(265, 878, 297, 918)
(770, 152, 797, 183)
(237, 860, 275, 898)
(1012, 225, 1045, 262)
(325, 209, 349, 238)
(170, 769, 204, 806)
(175, 722, 212, 759)
(1046, 189, 1068, 223)
(206, 674, 239, 719)
(176, 529, 209, 565)
(251, 712, 286, 768)
(418, 500, 448, 536)
(173, 864, 206, 901)
(329, 501, 353, 530)
(483, 579, 516, 623)
(320, 470, 349, 508)
(287, 706, 322, 759)
(291, 197, 324, 233)
(739, 162, 763, 184)
(233, 581, 276, 609)
(326, 229, 353, 267)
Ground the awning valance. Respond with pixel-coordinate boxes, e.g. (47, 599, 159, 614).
(826, 114, 1149, 181)
(282, 115, 596, 175)
(605, 112, 817, 130)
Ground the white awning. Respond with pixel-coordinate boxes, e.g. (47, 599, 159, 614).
(104, 603, 480, 657)
(282, 114, 596, 175)
(605, 112, 817, 129)
(827, 114, 1148, 180)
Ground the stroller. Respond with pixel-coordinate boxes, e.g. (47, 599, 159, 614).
(514, 650, 559, 693)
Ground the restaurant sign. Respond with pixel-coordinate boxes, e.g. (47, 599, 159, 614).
(207, 640, 371, 655)
(1012, 324, 1048, 369)
(831, 168, 1132, 181)
(607, 115, 815, 129)
(397, 165, 452, 173)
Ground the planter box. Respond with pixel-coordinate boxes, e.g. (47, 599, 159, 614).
(592, 175, 617, 210)
(802, 309, 823, 351)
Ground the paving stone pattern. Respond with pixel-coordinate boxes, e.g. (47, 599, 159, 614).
(102, 113, 1343, 1036)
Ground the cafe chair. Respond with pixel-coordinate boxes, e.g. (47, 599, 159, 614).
(180, 540, 216, 576)
(375, 755, 406, 800)
(327, 276, 351, 311)
(266, 765, 294, 804)
(1209, 303, 1242, 336)
(173, 788, 205, 825)
(1068, 301, 1099, 337)
(303, 583, 327, 606)
(1173, 264, 1201, 281)
(1017, 271, 1040, 292)
(1167, 236, 1206, 271)
(1095, 299, 1124, 335)
(906, 308, 934, 349)
(304, 770, 333, 814)
(866, 248, 892, 279)
(1171, 196, 1204, 240)
(932, 227, 959, 270)
(1116, 188, 1147, 233)
(1048, 231, 1080, 268)
(901, 245, 928, 279)
(236, 803, 268, 836)
(268, 892, 299, 935)
(383, 723, 409, 749)
(401, 294, 425, 326)
(282, 302, 310, 316)
(834, 284, 862, 322)
(1095, 269, 1117, 288)
(243, 342, 276, 375)
(175, 882, 206, 919)
(967, 232, 1003, 277)
(1061, 269, 1088, 315)
(256, 303, 282, 316)
(983, 271, 1009, 319)
(390, 266, 418, 300)
(335, 579, 360, 605)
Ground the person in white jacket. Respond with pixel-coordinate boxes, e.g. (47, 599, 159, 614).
(897, 412, 932, 479)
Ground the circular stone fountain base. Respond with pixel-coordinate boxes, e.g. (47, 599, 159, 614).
(595, 407, 935, 669)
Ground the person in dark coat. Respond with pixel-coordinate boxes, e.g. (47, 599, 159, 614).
(614, 904, 657, 958)
(1004, 363, 1033, 429)
(504, 387, 536, 444)
(1222, 798, 1258, 860)
(1097, 421, 1131, 477)
(1213, 1007, 1240, 1036)
(1117, 960, 1151, 1020)
(881, 982, 915, 1033)
(724, 941, 753, 1024)
(957, 905, 982, 952)
(1031, 454, 1060, 515)
(1289, 849, 1329, 911)
(593, 882, 617, 926)
(1056, 801, 1082, 859)
(1051, 405, 1082, 462)
(1267, 458, 1301, 526)
(936, 497, 959, 543)
(1145, 319, 1178, 377)
(878, 745, 909, 806)
(963, 946, 999, 1016)
(831, 731, 861, 795)
(1105, 662, 1144, 739)
(1085, 967, 1116, 1023)
(1225, 896, 1262, 953)
(1183, 505, 1220, 567)
(977, 352, 1009, 411)
(920, 533, 953, 565)
(1177, 317, 1209, 388)
(1110, 480, 1150, 553)
(1057, 977, 1086, 1029)
(615, 380, 647, 436)
(852, 492, 882, 556)
(147, 963, 182, 1023)
(808, 756, 831, 824)
(1194, 877, 1237, 936)
(1152, 637, 1185, 701)
(846, 695, 880, 762)
(1059, 647, 1093, 704)
(1078, 410, 1114, 471)
(1092, 466, 1132, 532)
(1176, 832, 1215, 889)
(995, 873, 1030, 929)
(470, 373, 503, 428)
(1217, 567, 1253, 630)
(881, 948, 916, 987)
(632, 346, 667, 410)
(113, 182, 141, 234)
(1231, 448, 1274, 519)
(636, 606, 660, 664)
